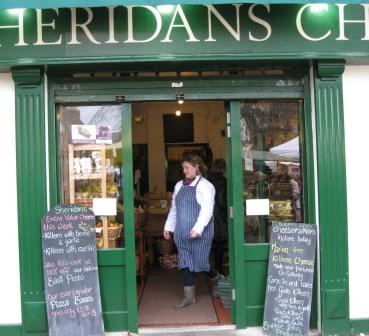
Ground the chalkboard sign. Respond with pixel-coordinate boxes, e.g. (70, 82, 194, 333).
(41, 204, 104, 336)
(263, 222, 317, 336)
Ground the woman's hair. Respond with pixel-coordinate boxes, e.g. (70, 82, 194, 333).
(182, 152, 208, 177)
(278, 164, 289, 175)
(209, 158, 226, 174)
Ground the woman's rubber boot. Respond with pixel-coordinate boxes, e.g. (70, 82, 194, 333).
(175, 285, 196, 308)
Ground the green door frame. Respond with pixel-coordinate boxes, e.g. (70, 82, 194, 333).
(121, 103, 139, 332)
(48, 101, 137, 332)
(228, 89, 317, 328)
(14, 68, 327, 335)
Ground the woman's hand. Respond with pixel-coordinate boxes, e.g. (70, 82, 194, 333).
(163, 230, 172, 240)
(189, 229, 200, 239)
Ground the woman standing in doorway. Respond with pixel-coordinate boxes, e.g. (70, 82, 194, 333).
(163, 152, 219, 308)
(207, 159, 228, 276)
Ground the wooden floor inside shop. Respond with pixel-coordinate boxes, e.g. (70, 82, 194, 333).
(137, 266, 231, 327)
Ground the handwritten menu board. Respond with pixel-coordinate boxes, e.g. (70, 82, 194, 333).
(41, 204, 104, 336)
(263, 222, 317, 336)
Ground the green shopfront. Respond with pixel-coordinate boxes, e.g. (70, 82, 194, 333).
(0, 2, 368, 336)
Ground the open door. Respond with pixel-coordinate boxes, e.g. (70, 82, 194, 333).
(121, 103, 138, 333)
(226, 101, 247, 328)
(56, 102, 137, 333)
(228, 99, 309, 328)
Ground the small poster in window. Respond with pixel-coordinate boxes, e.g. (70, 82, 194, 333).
(93, 198, 117, 216)
(71, 125, 97, 144)
(246, 199, 270, 216)
(96, 125, 112, 144)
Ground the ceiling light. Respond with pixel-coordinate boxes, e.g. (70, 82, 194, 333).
(176, 93, 184, 104)
(175, 110, 181, 117)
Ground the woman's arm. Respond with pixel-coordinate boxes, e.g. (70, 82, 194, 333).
(164, 182, 181, 233)
(192, 180, 215, 236)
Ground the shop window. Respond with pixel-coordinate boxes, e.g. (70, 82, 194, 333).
(240, 101, 304, 243)
(59, 105, 124, 248)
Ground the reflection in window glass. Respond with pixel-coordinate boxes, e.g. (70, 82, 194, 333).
(59, 105, 124, 249)
(240, 101, 304, 243)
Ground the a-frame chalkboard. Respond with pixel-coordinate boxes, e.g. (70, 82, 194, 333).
(263, 222, 317, 336)
(41, 204, 104, 336)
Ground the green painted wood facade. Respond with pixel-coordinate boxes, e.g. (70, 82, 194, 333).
(314, 60, 350, 336)
(5, 58, 367, 335)
(0, 4, 365, 330)
(9, 68, 344, 335)
(13, 68, 48, 336)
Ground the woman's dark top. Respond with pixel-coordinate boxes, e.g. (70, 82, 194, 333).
(208, 172, 228, 242)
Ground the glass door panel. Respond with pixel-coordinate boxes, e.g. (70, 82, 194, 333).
(59, 104, 124, 248)
(239, 100, 304, 243)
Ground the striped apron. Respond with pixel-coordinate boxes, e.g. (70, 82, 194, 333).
(174, 177, 214, 272)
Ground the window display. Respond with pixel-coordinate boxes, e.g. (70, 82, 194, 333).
(59, 105, 124, 248)
(239, 100, 304, 243)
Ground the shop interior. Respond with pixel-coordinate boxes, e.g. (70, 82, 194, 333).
(59, 98, 304, 327)
(131, 101, 230, 327)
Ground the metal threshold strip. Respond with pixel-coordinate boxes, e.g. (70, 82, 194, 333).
(138, 324, 236, 335)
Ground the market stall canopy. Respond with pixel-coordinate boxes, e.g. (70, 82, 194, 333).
(270, 136, 300, 162)
(0, 0, 361, 9)
(251, 150, 288, 162)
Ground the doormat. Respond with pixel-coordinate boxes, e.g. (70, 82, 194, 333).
(138, 268, 218, 326)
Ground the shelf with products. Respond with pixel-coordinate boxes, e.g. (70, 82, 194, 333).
(72, 174, 104, 180)
(68, 143, 120, 249)
(68, 143, 107, 203)
(269, 200, 293, 222)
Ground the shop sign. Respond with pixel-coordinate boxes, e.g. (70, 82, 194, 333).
(71, 125, 96, 144)
(263, 222, 317, 336)
(0, 4, 368, 65)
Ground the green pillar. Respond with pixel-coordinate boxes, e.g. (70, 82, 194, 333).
(314, 60, 350, 335)
(12, 68, 48, 336)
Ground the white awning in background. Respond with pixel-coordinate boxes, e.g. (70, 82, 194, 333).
(270, 136, 300, 162)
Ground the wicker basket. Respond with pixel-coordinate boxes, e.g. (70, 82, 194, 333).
(108, 224, 123, 240)
(75, 198, 93, 208)
(158, 254, 178, 269)
(155, 238, 175, 255)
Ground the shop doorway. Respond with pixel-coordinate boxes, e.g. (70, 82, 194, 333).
(132, 101, 232, 328)
(49, 72, 315, 333)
